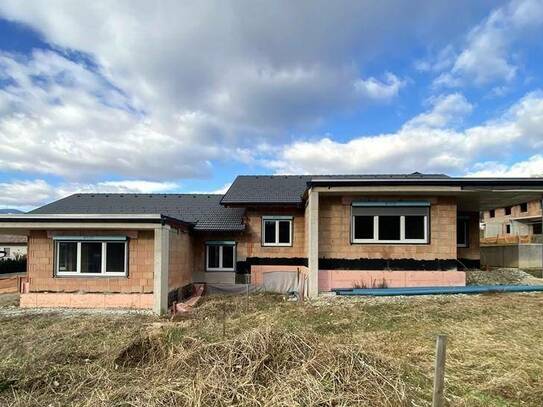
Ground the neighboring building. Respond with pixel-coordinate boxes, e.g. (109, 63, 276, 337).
(0, 173, 542, 314)
(482, 199, 542, 243)
(0, 234, 27, 259)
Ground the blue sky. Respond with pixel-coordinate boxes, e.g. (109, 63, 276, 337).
(0, 0, 543, 210)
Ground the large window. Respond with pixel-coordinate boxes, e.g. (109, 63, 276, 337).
(262, 216, 292, 246)
(351, 202, 429, 244)
(55, 238, 127, 276)
(457, 216, 469, 248)
(206, 241, 236, 271)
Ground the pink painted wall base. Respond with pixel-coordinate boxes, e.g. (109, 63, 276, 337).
(20, 293, 153, 309)
(318, 270, 466, 292)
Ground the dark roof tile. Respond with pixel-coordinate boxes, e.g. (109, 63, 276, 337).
(30, 194, 245, 232)
(221, 173, 450, 205)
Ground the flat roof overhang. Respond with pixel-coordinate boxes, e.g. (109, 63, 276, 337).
(308, 178, 543, 212)
(0, 213, 192, 233)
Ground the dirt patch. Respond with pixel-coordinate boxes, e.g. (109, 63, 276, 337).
(467, 268, 543, 286)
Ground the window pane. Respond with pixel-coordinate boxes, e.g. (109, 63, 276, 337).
(106, 242, 125, 273)
(378, 216, 401, 240)
(405, 216, 425, 240)
(457, 219, 467, 245)
(534, 223, 542, 234)
(278, 221, 291, 244)
(58, 242, 77, 272)
(354, 216, 374, 239)
(207, 245, 220, 269)
(222, 245, 234, 269)
(81, 242, 102, 273)
(264, 220, 277, 244)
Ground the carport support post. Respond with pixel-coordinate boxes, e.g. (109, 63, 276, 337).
(153, 224, 170, 315)
(307, 189, 319, 298)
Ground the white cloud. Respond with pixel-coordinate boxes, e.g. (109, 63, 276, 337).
(0, 1, 493, 177)
(263, 91, 543, 175)
(190, 182, 232, 195)
(404, 93, 473, 129)
(431, 0, 543, 87)
(0, 179, 179, 210)
(354, 73, 406, 102)
(0, 50, 221, 180)
(467, 155, 543, 177)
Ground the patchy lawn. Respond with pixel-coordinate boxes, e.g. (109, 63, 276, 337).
(1, 292, 543, 406)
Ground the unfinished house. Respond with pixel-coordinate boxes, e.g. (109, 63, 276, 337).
(482, 200, 542, 243)
(1, 174, 542, 314)
(480, 200, 543, 270)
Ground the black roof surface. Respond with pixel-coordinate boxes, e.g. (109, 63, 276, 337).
(29, 194, 245, 231)
(221, 173, 450, 205)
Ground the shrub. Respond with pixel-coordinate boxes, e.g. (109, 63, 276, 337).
(0, 254, 26, 274)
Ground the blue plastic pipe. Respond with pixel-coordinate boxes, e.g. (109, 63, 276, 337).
(333, 285, 543, 296)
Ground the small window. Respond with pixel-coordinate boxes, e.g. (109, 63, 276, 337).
(505, 206, 512, 216)
(206, 242, 236, 271)
(354, 216, 374, 239)
(81, 242, 102, 274)
(534, 223, 542, 235)
(106, 242, 126, 273)
(506, 224, 511, 234)
(489, 209, 495, 218)
(55, 239, 127, 276)
(520, 202, 528, 213)
(378, 216, 401, 240)
(457, 217, 469, 248)
(57, 242, 77, 272)
(262, 217, 293, 246)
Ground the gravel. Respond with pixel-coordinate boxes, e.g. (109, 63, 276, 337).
(466, 268, 543, 286)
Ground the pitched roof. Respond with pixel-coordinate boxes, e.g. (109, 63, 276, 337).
(29, 194, 245, 232)
(221, 173, 450, 205)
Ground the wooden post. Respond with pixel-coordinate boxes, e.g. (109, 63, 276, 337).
(432, 335, 447, 407)
(222, 302, 226, 339)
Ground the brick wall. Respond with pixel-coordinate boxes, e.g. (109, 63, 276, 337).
(318, 196, 457, 260)
(483, 199, 542, 223)
(168, 227, 193, 291)
(27, 230, 154, 293)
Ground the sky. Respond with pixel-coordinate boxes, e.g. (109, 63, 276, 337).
(0, 0, 543, 211)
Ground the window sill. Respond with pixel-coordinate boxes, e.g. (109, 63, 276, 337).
(205, 269, 236, 272)
(351, 240, 429, 245)
(55, 273, 128, 278)
(262, 243, 293, 247)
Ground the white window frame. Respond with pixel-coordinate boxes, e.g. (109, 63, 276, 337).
(351, 207, 429, 244)
(205, 242, 236, 272)
(55, 240, 128, 277)
(262, 216, 293, 247)
(457, 216, 469, 248)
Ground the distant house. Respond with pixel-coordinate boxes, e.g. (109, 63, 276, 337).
(0, 173, 542, 314)
(0, 234, 27, 259)
(482, 200, 542, 243)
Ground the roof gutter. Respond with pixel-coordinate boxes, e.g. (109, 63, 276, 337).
(308, 177, 543, 189)
(0, 214, 193, 229)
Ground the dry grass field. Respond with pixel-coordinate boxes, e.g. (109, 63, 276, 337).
(1, 292, 543, 406)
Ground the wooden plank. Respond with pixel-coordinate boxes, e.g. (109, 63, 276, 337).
(432, 335, 447, 407)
